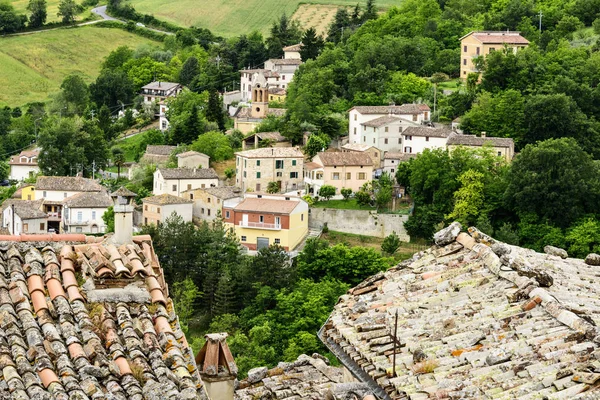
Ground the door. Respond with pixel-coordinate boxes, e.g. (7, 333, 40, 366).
(242, 214, 248, 227)
(257, 237, 269, 250)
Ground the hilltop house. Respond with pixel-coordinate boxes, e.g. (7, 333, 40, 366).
(460, 31, 529, 79)
(447, 132, 515, 161)
(141, 81, 184, 131)
(62, 190, 112, 234)
(401, 126, 453, 154)
(140, 145, 177, 165)
(349, 104, 430, 143)
(235, 147, 304, 193)
(242, 131, 291, 150)
(34, 176, 103, 232)
(304, 151, 374, 195)
(182, 186, 241, 222)
(153, 167, 219, 196)
(9, 149, 40, 181)
(341, 143, 382, 169)
(2, 199, 47, 234)
(142, 193, 193, 225)
(223, 193, 308, 251)
(177, 151, 210, 169)
(319, 224, 600, 399)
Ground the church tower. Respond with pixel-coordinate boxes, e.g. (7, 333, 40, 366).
(250, 83, 269, 119)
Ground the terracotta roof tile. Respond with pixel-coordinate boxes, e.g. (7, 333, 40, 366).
(350, 103, 430, 115)
(158, 167, 218, 180)
(177, 150, 209, 159)
(467, 31, 530, 44)
(282, 43, 302, 52)
(447, 132, 515, 147)
(403, 126, 453, 138)
(9, 150, 39, 166)
(384, 152, 416, 161)
(236, 147, 303, 158)
(143, 193, 194, 205)
(35, 176, 102, 192)
(317, 151, 374, 166)
(2, 199, 46, 219)
(63, 191, 113, 208)
(231, 198, 300, 214)
(146, 145, 177, 156)
(266, 58, 303, 65)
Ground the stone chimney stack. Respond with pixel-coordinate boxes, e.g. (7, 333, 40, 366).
(481, 131, 487, 137)
(110, 187, 137, 245)
(196, 333, 237, 400)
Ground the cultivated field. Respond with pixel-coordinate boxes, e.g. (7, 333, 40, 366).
(292, 4, 348, 36)
(126, 0, 400, 37)
(0, 26, 160, 107)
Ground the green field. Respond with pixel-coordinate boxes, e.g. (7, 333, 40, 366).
(127, 0, 401, 37)
(9, 0, 96, 23)
(0, 26, 160, 107)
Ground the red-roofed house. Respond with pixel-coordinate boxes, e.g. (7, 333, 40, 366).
(460, 31, 529, 79)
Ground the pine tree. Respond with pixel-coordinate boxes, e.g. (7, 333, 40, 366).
(206, 91, 225, 131)
(350, 3, 361, 25)
(213, 268, 237, 316)
(179, 56, 199, 87)
(299, 28, 324, 61)
(363, 0, 377, 22)
(327, 8, 350, 43)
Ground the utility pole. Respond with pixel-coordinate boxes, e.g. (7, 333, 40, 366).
(215, 55, 221, 69)
(538, 11, 543, 33)
(433, 84, 437, 123)
(92, 160, 96, 180)
(90, 109, 95, 121)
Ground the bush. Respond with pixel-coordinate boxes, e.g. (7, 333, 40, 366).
(355, 190, 371, 206)
(381, 232, 401, 255)
(318, 185, 336, 201)
(340, 188, 352, 200)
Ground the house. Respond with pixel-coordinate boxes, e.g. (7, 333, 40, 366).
(447, 132, 515, 161)
(153, 167, 219, 196)
(304, 151, 374, 195)
(0, 196, 208, 399)
(142, 193, 193, 225)
(62, 190, 112, 234)
(141, 145, 177, 165)
(341, 143, 382, 169)
(235, 147, 304, 193)
(140, 82, 184, 131)
(34, 176, 103, 232)
(9, 149, 40, 181)
(223, 193, 308, 251)
(233, 85, 286, 134)
(177, 151, 210, 169)
(242, 131, 291, 150)
(356, 115, 421, 151)
(18, 184, 35, 200)
(182, 186, 241, 221)
(348, 104, 430, 141)
(268, 87, 286, 102)
(382, 152, 416, 176)
(460, 31, 529, 79)
(401, 126, 453, 154)
(2, 199, 47, 234)
(282, 43, 302, 59)
(320, 224, 600, 399)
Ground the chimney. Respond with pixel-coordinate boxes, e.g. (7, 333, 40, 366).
(196, 333, 237, 400)
(110, 187, 137, 245)
(481, 131, 486, 137)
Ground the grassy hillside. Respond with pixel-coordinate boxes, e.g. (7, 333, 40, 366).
(9, 0, 96, 23)
(0, 26, 159, 107)
(127, 0, 399, 37)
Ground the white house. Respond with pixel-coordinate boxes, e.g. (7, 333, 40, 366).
(9, 150, 40, 181)
(142, 194, 193, 225)
(2, 199, 47, 235)
(153, 168, 219, 196)
(348, 104, 431, 143)
(401, 126, 452, 154)
(140, 82, 184, 131)
(282, 43, 302, 60)
(62, 191, 112, 234)
(357, 115, 421, 152)
(177, 151, 210, 169)
(382, 152, 416, 176)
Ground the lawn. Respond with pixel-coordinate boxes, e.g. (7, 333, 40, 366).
(126, 0, 400, 37)
(117, 130, 158, 162)
(312, 198, 374, 210)
(0, 26, 160, 107)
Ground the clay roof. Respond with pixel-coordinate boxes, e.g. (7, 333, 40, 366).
(142, 194, 194, 205)
(342, 143, 377, 152)
(141, 81, 181, 91)
(158, 167, 218, 180)
(361, 116, 403, 128)
(268, 87, 287, 95)
(321, 225, 600, 400)
(9, 150, 39, 166)
(447, 133, 515, 147)
(2, 199, 46, 219)
(176, 151, 209, 159)
(317, 152, 373, 166)
(0, 234, 207, 399)
(111, 186, 137, 198)
(196, 333, 237, 378)
(203, 187, 240, 200)
(403, 126, 453, 138)
(63, 191, 113, 208)
(266, 58, 303, 65)
(236, 147, 303, 158)
(463, 31, 530, 44)
(235, 354, 371, 400)
(231, 198, 300, 214)
(254, 131, 288, 142)
(146, 145, 176, 156)
(384, 152, 417, 161)
(283, 44, 302, 52)
(349, 104, 430, 115)
(35, 176, 102, 192)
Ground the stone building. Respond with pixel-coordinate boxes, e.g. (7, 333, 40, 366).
(177, 151, 210, 169)
(153, 167, 219, 196)
(235, 147, 304, 193)
(447, 132, 515, 161)
(182, 186, 241, 222)
(142, 193, 193, 225)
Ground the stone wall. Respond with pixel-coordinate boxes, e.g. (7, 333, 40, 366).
(309, 208, 410, 241)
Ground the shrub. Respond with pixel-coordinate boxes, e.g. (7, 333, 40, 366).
(340, 188, 352, 200)
(381, 232, 401, 255)
(318, 185, 336, 201)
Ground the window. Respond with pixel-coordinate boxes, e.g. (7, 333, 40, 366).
(463, 45, 467, 52)
(290, 172, 298, 178)
(373, 138, 375, 144)
(405, 135, 412, 140)
(237, 157, 239, 165)
(243, 171, 247, 178)
(145, 205, 148, 211)
(172, 184, 177, 192)
(346, 172, 351, 179)
(201, 208, 205, 214)
(404, 146, 412, 153)
(498, 151, 502, 157)
(426, 137, 430, 142)
(357, 172, 366, 180)
(385, 127, 388, 132)
(157, 207, 161, 213)
(77, 211, 83, 222)
(476, 47, 480, 55)
(259, 215, 264, 223)
(292, 160, 297, 166)
(301, 214, 304, 221)
(217, 199, 220, 204)
(145, 217, 148, 224)
(412, 114, 418, 121)
(64, 193, 67, 198)
(391, 169, 395, 173)
(208, 198, 211, 203)
(489, 47, 495, 53)
(92, 211, 96, 220)
(76, 227, 82, 233)
(275, 160, 284, 169)
(354, 114, 357, 121)
(463, 58, 467, 66)
(463, 71, 467, 75)
(187, 184, 192, 190)
(23, 223, 28, 233)
(274, 238, 281, 244)
(225, 211, 230, 218)
(201, 184, 206, 188)
(256, 172, 261, 178)
(40, 223, 45, 231)
(208, 209, 211, 216)
(354, 127, 357, 135)
(384, 138, 388, 144)
(363, 136, 366, 142)
(398, 138, 402, 144)
(241, 236, 247, 241)
(257, 160, 261, 166)
(244, 159, 247, 167)
(332, 172, 340, 180)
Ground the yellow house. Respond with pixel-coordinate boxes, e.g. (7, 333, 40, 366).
(268, 87, 286, 103)
(304, 151, 374, 195)
(222, 193, 308, 251)
(460, 31, 529, 79)
(20, 185, 35, 200)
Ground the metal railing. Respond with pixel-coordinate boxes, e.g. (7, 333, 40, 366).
(239, 221, 281, 230)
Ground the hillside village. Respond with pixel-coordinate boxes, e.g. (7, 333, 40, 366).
(2, 0, 600, 398)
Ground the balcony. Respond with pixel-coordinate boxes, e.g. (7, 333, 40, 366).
(46, 212, 62, 221)
(239, 221, 281, 230)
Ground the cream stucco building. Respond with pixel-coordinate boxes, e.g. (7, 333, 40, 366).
(177, 151, 210, 169)
(181, 186, 241, 222)
(142, 194, 193, 225)
(304, 151, 374, 195)
(153, 168, 219, 196)
(235, 147, 304, 193)
(460, 31, 529, 79)
(401, 126, 452, 155)
(9, 150, 40, 181)
(348, 104, 430, 143)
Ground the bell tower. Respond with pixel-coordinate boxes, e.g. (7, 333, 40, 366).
(250, 83, 269, 119)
